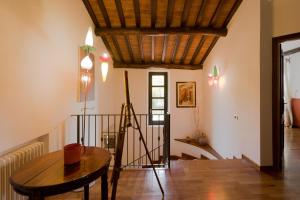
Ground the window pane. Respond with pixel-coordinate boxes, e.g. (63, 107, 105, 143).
(152, 75, 164, 86)
(152, 87, 164, 97)
(152, 99, 164, 109)
(152, 110, 164, 121)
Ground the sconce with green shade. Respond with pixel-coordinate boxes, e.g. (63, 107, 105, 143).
(208, 65, 219, 86)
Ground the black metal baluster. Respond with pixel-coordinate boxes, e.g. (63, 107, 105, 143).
(152, 120, 154, 161)
(166, 114, 171, 168)
(127, 126, 129, 166)
(101, 115, 103, 148)
(114, 115, 116, 154)
(139, 114, 142, 166)
(158, 119, 160, 163)
(108, 115, 110, 151)
(77, 115, 80, 144)
(82, 115, 84, 145)
(94, 115, 97, 147)
(133, 119, 135, 166)
(88, 115, 90, 146)
(146, 114, 148, 166)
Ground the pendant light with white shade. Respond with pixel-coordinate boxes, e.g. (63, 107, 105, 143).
(81, 27, 94, 70)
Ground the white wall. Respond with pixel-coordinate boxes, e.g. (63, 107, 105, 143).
(0, 0, 111, 153)
(202, 0, 261, 163)
(273, 0, 300, 37)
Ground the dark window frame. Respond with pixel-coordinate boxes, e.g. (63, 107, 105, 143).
(148, 72, 168, 125)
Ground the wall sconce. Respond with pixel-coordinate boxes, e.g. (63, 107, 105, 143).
(208, 65, 219, 86)
(100, 53, 109, 82)
(80, 27, 95, 70)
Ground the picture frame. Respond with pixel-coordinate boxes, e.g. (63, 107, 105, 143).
(176, 82, 196, 108)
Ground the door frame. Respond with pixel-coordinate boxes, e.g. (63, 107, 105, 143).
(272, 32, 300, 170)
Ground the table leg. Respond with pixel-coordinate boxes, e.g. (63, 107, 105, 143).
(101, 169, 108, 200)
(84, 184, 89, 200)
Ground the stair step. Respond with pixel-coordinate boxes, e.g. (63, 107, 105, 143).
(200, 154, 209, 160)
(181, 153, 198, 160)
(170, 155, 181, 160)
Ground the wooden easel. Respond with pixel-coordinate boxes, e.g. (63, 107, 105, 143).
(110, 71, 164, 200)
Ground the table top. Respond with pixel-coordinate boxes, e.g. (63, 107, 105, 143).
(10, 146, 111, 196)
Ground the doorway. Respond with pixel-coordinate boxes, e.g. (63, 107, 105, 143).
(272, 32, 300, 170)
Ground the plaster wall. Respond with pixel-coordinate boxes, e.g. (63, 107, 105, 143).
(273, 0, 300, 37)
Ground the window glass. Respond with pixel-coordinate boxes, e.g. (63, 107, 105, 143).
(152, 87, 164, 97)
(152, 75, 164, 86)
(152, 99, 164, 109)
(149, 72, 168, 125)
(152, 110, 165, 121)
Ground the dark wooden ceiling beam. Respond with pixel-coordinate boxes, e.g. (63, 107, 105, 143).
(190, 36, 206, 64)
(162, 35, 168, 63)
(166, 0, 175, 27)
(82, 0, 99, 27)
(115, 0, 126, 27)
(152, 36, 155, 62)
(95, 27, 227, 37)
(181, 0, 192, 27)
(125, 35, 134, 62)
(113, 61, 203, 70)
(97, 0, 111, 27)
(224, 0, 243, 26)
(172, 35, 181, 63)
(210, 0, 225, 26)
(101, 36, 116, 61)
(151, 0, 157, 28)
(133, 0, 141, 27)
(138, 35, 144, 63)
(112, 35, 125, 63)
(180, 35, 194, 64)
(283, 47, 300, 56)
(200, 36, 219, 64)
(196, 0, 208, 26)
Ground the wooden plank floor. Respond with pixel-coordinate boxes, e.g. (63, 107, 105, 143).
(48, 128, 300, 199)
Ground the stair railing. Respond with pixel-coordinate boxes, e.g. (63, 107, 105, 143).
(70, 114, 171, 169)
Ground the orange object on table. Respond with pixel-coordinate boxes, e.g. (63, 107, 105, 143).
(64, 143, 82, 165)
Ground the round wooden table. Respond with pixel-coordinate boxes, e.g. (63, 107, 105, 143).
(10, 147, 111, 200)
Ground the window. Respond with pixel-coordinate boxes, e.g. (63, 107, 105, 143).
(148, 72, 168, 125)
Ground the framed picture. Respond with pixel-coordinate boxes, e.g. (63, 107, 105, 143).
(176, 82, 196, 108)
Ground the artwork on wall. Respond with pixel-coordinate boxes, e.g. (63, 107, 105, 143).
(176, 82, 196, 108)
(77, 47, 95, 102)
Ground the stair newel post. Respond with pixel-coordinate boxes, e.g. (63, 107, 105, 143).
(77, 115, 80, 144)
(165, 114, 171, 169)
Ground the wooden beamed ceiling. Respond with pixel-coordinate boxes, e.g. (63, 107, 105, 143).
(83, 0, 243, 70)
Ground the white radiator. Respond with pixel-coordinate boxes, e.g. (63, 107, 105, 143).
(0, 142, 45, 200)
